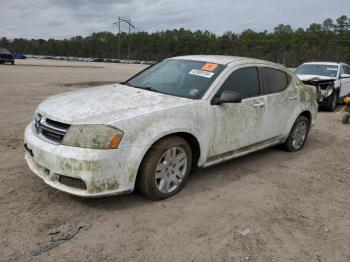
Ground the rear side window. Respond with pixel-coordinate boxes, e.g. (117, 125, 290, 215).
(218, 67, 260, 99)
(261, 67, 291, 94)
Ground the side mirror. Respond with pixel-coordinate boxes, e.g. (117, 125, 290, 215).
(211, 90, 243, 105)
(340, 73, 350, 79)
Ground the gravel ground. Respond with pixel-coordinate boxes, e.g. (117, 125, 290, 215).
(0, 59, 349, 262)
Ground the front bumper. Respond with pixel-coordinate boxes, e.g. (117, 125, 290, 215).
(24, 124, 138, 197)
(0, 57, 13, 62)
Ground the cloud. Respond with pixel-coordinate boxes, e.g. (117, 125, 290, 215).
(0, 0, 349, 39)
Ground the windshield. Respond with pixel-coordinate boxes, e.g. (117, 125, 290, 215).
(295, 64, 338, 78)
(0, 48, 10, 54)
(126, 59, 225, 99)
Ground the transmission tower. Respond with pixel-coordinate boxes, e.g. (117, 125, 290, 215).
(113, 17, 135, 61)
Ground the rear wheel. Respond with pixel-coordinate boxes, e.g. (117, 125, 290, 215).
(11, 60, 15, 65)
(136, 136, 192, 200)
(283, 116, 310, 152)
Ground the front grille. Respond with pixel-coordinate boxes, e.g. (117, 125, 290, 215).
(33, 113, 70, 144)
(59, 175, 87, 190)
(45, 118, 70, 130)
(318, 81, 334, 90)
(0, 54, 12, 59)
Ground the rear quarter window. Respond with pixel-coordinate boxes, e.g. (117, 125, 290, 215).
(261, 67, 291, 94)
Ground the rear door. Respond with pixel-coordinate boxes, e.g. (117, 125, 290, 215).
(339, 65, 350, 97)
(259, 67, 298, 139)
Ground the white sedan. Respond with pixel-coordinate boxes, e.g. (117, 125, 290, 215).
(24, 55, 318, 200)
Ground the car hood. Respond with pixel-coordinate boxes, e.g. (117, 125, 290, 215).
(37, 84, 194, 125)
(297, 74, 336, 82)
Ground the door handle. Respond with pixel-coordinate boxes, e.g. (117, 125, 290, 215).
(253, 102, 265, 108)
(289, 96, 298, 101)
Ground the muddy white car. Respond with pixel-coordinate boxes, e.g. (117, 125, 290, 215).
(295, 62, 350, 111)
(24, 55, 317, 200)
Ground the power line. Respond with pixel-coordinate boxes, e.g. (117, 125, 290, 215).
(113, 17, 135, 61)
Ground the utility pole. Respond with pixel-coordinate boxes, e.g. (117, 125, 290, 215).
(113, 17, 135, 61)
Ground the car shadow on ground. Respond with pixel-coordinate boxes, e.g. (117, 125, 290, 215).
(69, 131, 325, 210)
(319, 104, 345, 113)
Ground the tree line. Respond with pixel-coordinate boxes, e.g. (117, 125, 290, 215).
(1, 15, 350, 67)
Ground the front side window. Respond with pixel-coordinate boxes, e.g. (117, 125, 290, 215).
(216, 67, 260, 99)
(261, 67, 290, 94)
(342, 65, 350, 75)
(126, 59, 225, 99)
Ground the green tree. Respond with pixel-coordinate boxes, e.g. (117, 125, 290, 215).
(2, 15, 349, 67)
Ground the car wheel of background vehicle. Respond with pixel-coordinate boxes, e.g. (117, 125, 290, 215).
(325, 91, 337, 111)
(283, 115, 310, 152)
(11, 61, 15, 65)
(136, 136, 192, 200)
(342, 113, 350, 124)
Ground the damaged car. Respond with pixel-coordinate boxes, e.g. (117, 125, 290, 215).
(24, 55, 318, 200)
(295, 62, 350, 111)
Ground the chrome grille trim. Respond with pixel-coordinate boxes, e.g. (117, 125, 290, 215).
(39, 118, 67, 135)
(33, 113, 70, 144)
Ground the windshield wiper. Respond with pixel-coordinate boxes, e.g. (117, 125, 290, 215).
(124, 82, 157, 92)
(142, 86, 154, 91)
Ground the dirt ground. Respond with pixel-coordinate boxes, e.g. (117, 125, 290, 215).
(0, 59, 349, 262)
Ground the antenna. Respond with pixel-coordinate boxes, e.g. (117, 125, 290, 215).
(113, 17, 135, 61)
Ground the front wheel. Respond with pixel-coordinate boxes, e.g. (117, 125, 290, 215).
(136, 136, 192, 200)
(324, 91, 337, 111)
(283, 116, 310, 152)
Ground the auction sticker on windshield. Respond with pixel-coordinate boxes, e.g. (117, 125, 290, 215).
(201, 63, 219, 72)
(189, 69, 215, 78)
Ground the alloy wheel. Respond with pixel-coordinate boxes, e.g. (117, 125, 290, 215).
(292, 121, 308, 150)
(155, 146, 187, 194)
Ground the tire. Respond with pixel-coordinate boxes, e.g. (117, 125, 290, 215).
(283, 115, 310, 152)
(324, 91, 337, 111)
(11, 60, 15, 65)
(136, 136, 192, 200)
(342, 113, 350, 124)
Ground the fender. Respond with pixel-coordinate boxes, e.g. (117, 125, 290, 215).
(282, 105, 310, 142)
(124, 128, 203, 190)
(282, 83, 317, 141)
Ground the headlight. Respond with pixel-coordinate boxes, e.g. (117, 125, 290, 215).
(62, 125, 123, 149)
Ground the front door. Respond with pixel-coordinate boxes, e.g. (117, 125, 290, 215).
(208, 66, 267, 159)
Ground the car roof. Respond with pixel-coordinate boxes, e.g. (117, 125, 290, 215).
(170, 55, 281, 67)
(302, 62, 342, 66)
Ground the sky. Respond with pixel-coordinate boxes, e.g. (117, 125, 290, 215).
(0, 0, 349, 39)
